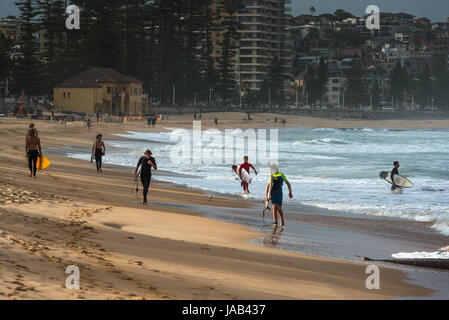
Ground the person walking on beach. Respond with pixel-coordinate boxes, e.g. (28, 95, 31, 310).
(25, 129, 42, 179)
(265, 164, 293, 227)
(92, 134, 106, 173)
(391, 161, 400, 192)
(239, 156, 257, 193)
(134, 150, 157, 205)
(86, 118, 91, 133)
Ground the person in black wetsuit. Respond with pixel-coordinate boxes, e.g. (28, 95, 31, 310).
(134, 150, 157, 205)
(92, 134, 106, 173)
(391, 161, 400, 191)
(25, 128, 42, 179)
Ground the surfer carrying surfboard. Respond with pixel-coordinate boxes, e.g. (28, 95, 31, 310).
(265, 164, 293, 227)
(391, 161, 400, 192)
(238, 156, 257, 193)
(134, 150, 157, 205)
(25, 128, 42, 179)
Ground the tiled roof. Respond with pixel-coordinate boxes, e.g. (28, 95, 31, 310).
(55, 67, 142, 88)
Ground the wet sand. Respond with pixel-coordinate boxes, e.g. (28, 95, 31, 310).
(0, 116, 446, 299)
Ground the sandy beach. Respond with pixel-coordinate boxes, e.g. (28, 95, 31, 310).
(0, 113, 447, 300)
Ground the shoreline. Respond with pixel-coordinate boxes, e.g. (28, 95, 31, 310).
(0, 116, 447, 299)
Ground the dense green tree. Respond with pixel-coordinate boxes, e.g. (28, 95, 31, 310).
(266, 56, 283, 105)
(389, 61, 410, 108)
(334, 9, 354, 21)
(292, 54, 301, 77)
(0, 35, 13, 96)
(370, 79, 381, 110)
(35, 0, 67, 93)
(415, 64, 433, 107)
(309, 6, 316, 16)
(13, 0, 42, 95)
(215, 0, 243, 104)
(344, 62, 367, 109)
(434, 57, 449, 110)
(304, 57, 328, 107)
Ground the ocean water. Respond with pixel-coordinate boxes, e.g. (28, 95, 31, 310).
(67, 126, 449, 236)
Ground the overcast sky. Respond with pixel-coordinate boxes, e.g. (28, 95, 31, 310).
(1, 0, 449, 22)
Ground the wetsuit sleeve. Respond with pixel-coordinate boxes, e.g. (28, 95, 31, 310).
(391, 168, 399, 184)
(279, 173, 289, 183)
(391, 168, 397, 180)
(151, 157, 156, 166)
(238, 164, 243, 174)
(137, 157, 142, 167)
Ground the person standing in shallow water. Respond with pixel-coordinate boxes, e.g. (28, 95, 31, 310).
(134, 150, 157, 205)
(92, 134, 106, 173)
(265, 164, 293, 227)
(25, 129, 42, 179)
(391, 161, 401, 192)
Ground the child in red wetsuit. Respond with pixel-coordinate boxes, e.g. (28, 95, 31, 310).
(238, 156, 257, 193)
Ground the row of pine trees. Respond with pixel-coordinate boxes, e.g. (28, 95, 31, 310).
(1, 0, 248, 105)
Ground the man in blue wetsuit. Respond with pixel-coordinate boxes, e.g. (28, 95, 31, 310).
(265, 164, 293, 227)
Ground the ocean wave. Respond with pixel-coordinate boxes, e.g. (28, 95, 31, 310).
(291, 138, 349, 146)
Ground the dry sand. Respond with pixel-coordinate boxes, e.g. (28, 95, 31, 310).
(0, 114, 440, 299)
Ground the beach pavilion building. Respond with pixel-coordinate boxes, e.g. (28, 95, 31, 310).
(53, 67, 143, 115)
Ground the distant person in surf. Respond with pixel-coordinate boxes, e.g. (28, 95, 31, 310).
(134, 149, 157, 205)
(25, 128, 42, 179)
(391, 161, 400, 192)
(238, 156, 257, 193)
(265, 164, 292, 227)
(92, 134, 106, 173)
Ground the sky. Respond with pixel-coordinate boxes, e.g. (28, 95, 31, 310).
(1, 0, 449, 22)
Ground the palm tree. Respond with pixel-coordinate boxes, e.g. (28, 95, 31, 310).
(309, 6, 316, 16)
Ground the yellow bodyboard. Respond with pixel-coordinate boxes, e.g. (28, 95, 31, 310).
(36, 155, 51, 170)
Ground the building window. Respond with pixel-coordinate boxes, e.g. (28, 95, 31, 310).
(107, 86, 111, 94)
(63, 92, 66, 99)
(68, 92, 71, 98)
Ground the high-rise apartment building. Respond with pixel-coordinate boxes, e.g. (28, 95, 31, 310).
(237, 0, 293, 98)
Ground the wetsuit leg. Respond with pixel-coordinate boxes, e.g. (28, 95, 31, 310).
(28, 151, 33, 174)
(28, 150, 38, 176)
(95, 149, 102, 171)
(141, 175, 151, 203)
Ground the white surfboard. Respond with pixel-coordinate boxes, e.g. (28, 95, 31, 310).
(240, 168, 252, 184)
(379, 171, 413, 188)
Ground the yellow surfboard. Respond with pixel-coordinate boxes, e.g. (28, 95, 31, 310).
(36, 155, 51, 170)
